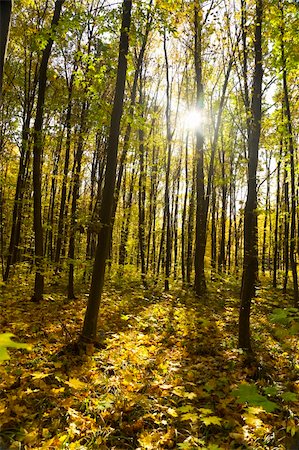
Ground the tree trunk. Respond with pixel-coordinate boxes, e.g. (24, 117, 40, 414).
(239, 0, 263, 350)
(194, 3, 206, 295)
(283, 166, 290, 294)
(138, 76, 148, 289)
(181, 134, 189, 284)
(218, 145, 227, 273)
(31, 0, 65, 302)
(81, 0, 132, 342)
(261, 154, 271, 274)
(187, 165, 195, 285)
(163, 30, 172, 291)
(68, 101, 88, 299)
(280, 4, 299, 305)
(55, 73, 74, 270)
(0, 0, 12, 100)
(273, 140, 282, 288)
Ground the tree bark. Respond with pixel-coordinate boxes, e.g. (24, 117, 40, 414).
(31, 0, 65, 302)
(194, 3, 206, 295)
(239, 0, 263, 350)
(81, 0, 132, 342)
(280, 4, 299, 305)
(0, 0, 12, 100)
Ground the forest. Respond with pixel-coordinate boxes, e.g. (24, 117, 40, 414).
(1, 0, 299, 448)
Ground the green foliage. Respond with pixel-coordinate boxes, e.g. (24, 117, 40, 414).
(281, 391, 298, 402)
(0, 333, 31, 363)
(270, 307, 299, 326)
(232, 383, 278, 412)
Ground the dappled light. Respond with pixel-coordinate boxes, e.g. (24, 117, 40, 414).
(1, 0, 299, 448)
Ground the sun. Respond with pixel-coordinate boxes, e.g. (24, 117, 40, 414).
(182, 108, 205, 131)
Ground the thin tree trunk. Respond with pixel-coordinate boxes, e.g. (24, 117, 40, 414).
(283, 167, 289, 294)
(273, 140, 282, 288)
(211, 185, 217, 276)
(138, 77, 148, 289)
(68, 101, 88, 299)
(280, 5, 299, 305)
(181, 134, 189, 284)
(218, 145, 227, 273)
(261, 154, 270, 274)
(163, 31, 172, 291)
(118, 163, 136, 269)
(31, 0, 65, 302)
(173, 155, 181, 280)
(55, 73, 74, 269)
(46, 127, 63, 260)
(187, 165, 195, 284)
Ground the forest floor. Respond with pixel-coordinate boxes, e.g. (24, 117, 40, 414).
(1, 272, 299, 449)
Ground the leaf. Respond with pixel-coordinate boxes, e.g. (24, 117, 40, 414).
(242, 413, 263, 427)
(177, 404, 194, 413)
(281, 391, 297, 402)
(198, 408, 213, 415)
(246, 406, 264, 415)
(0, 333, 31, 363)
(31, 372, 49, 380)
(167, 407, 178, 417)
(232, 383, 278, 412)
(185, 392, 197, 399)
(65, 378, 87, 390)
(180, 412, 198, 422)
(200, 416, 222, 426)
(263, 386, 279, 396)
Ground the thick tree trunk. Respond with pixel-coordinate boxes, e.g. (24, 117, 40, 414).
(0, 0, 12, 100)
(239, 0, 263, 350)
(81, 0, 132, 342)
(194, 3, 206, 295)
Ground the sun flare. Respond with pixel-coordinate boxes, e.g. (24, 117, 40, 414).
(183, 108, 205, 131)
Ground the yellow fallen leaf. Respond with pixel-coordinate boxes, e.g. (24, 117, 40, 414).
(23, 430, 39, 444)
(31, 372, 49, 380)
(201, 416, 222, 426)
(65, 378, 87, 390)
(242, 413, 263, 427)
(167, 407, 178, 417)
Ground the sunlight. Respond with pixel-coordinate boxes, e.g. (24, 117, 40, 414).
(183, 108, 206, 131)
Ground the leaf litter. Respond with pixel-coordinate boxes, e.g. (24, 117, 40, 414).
(0, 276, 299, 449)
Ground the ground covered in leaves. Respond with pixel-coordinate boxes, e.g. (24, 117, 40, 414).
(1, 273, 299, 449)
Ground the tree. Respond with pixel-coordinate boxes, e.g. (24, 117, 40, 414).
(239, 0, 263, 351)
(280, 1, 299, 306)
(0, 0, 12, 99)
(81, 0, 132, 342)
(31, 0, 65, 302)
